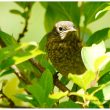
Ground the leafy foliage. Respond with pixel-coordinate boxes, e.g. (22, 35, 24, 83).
(83, 2, 108, 25)
(42, 2, 80, 32)
(0, 1, 110, 108)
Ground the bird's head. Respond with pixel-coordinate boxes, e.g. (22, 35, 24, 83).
(54, 21, 77, 40)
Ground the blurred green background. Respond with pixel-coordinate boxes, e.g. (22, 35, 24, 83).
(0, 2, 110, 43)
(0, 2, 46, 42)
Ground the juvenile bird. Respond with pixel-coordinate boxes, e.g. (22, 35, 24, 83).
(46, 21, 86, 76)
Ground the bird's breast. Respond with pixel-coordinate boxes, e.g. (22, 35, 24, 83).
(47, 38, 80, 63)
(46, 37, 85, 75)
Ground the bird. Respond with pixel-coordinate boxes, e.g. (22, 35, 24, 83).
(46, 21, 86, 76)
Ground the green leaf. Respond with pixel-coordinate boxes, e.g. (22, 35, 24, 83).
(69, 90, 103, 108)
(0, 68, 14, 77)
(91, 82, 110, 103)
(94, 52, 110, 78)
(49, 91, 68, 100)
(95, 90, 104, 102)
(81, 27, 92, 43)
(89, 95, 103, 108)
(39, 34, 47, 51)
(39, 69, 53, 96)
(21, 12, 29, 19)
(26, 82, 46, 106)
(83, 2, 108, 25)
(60, 76, 69, 85)
(0, 31, 44, 83)
(103, 100, 110, 108)
(95, 6, 110, 19)
(87, 87, 104, 102)
(58, 100, 81, 108)
(0, 45, 18, 63)
(40, 2, 48, 8)
(0, 30, 17, 46)
(81, 41, 106, 71)
(15, 2, 34, 9)
(26, 69, 54, 107)
(0, 42, 36, 63)
(99, 72, 110, 84)
(103, 84, 110, 105)
(15, 94, 39, 106)
(86, 28, 110, 46)
(44, 2, 80, 32)
(10, 9, 22, 15)
(0, 46, 44, 69)
(68, 70, 96, 90)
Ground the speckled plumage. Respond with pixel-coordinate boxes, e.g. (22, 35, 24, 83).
(46, 21, 86, 76)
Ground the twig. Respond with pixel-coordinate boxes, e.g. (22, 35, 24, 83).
(17, 4, 31, 43)
(17, 17, 28, 43)
(11, 65, 31, 84)
(0, 85, 15, 108)
(53, 74, 77, 101)
(30, 59, 77, 101)
(29, 59, 45, 73)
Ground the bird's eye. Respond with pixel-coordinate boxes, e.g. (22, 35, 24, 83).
(59, 27, 63, 31)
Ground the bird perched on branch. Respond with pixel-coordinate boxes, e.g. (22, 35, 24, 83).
(46, 21, 86, 76)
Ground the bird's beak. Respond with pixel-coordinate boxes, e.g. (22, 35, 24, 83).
(70, 27, 77, 32)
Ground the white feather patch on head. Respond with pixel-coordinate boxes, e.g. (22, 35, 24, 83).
(55, 21, 77, 40)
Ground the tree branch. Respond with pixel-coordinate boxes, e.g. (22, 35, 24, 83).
(17, 4, 32, 43)
(0, 84, 15, 108)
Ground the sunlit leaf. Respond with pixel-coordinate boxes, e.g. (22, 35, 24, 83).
(3, 74, 26, 106)
(0, 42, 38, 63)
(95, 52, 110, 77)
(0, 45, 18, 63)
(95, 6, 110, 19)
(90, 82, 110, 103)
(0, 47, 44, 69)
(0, 31, 44, 84)
(89, 95, 103, 108)
(87, 87, 104, 102)
(81, 41, 106, 71)
(68, 70, 96, 90)
(49, 91, 68, 100)
(69, 90, 103, 108)
(83, 2, 108, 25)
(103, 84, 110, 102)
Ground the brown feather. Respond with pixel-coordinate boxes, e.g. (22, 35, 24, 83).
(46, 21, 86, 76)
